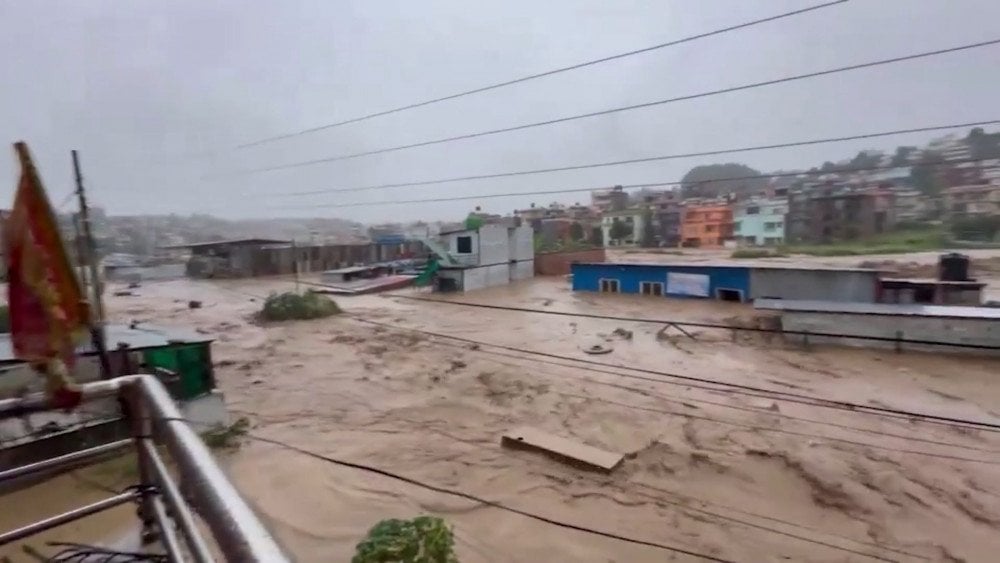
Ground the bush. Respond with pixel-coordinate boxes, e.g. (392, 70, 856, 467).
(258, 291, 340, 322)
(730, 249, 787, 259)
(353, 516, 457, 563)
(201, 417, 250, 450)
(951, 215, 1000, 242)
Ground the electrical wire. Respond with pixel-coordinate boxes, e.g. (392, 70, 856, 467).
(277, 120, 1000, 196)
(355, 318, 1000, 463)
(277, 158, 994, 209)
(236, 38, 1000, 174)
(242, 433, 734, 561)
(433, 338, 1000, 455)
(390, 295, 1000, 351)
(354, 318, 1000, 433)
(234, 0, 849, 150)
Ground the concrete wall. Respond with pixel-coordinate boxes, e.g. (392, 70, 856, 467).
(509, 226, 534, 261)
(478, 225, 510, 266)
(461, 263, 510, 291)
(779, 311, 1000, 356)
(535, 248, 606, 276)
(510, 260, 534, 281)
(447, 230, 480, 266)
(750, 269, 879, 302)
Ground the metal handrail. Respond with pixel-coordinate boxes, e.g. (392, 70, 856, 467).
(0, 375, 290, 562)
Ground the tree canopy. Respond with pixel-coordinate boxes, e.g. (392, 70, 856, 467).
(680, 163, 764, 198)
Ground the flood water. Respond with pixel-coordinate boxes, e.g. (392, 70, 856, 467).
(3, 249, 1000, 561)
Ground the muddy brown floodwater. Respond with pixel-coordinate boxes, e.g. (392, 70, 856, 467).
(4, 249, 1000, 562)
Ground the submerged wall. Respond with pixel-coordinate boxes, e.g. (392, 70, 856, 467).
(779, 311, 1000, 356)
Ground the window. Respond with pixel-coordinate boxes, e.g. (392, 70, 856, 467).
(746, 206, 760, 215)
(772, 208, 784, 214)
(716, 288, 744, 302)
(640, 281, 664, 296)
(705, 224, 716, 233)
(599, 278, 620, 293)
(456, 236, 473, 254)
(733, 221, 742, 232)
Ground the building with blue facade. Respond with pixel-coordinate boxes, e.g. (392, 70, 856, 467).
(571, 262, 881, 303)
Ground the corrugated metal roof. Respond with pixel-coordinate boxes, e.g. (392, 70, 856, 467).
(158, 238, 290, 250)
(571, 262, 881, 273)
(754, 299, 1000, 319)
(0, 324, 212, 364)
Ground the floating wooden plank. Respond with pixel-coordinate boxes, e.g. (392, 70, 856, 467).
(501, 427, 623, 473)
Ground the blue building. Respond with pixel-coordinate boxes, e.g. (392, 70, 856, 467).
(571, 262, 881, 303)
(572, 262, 750, 301)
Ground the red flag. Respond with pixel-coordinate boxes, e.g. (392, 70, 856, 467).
(5, 142, 89, 409)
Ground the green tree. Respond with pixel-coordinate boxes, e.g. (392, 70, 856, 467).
(640, 209, 656, 247)
(910, 151, 945, 195)
(463, 213, 484, 231)
(608, 219, 632, 244)
(353, 516, 457, 563)
(591, 226, 603, 246)
(680, 163, 763, 198)
(569, 221, 585, 242)
(890, 146, 917, 166)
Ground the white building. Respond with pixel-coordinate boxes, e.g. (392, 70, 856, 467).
(601, 208, 646, 246)
(432, 224, 534, 292)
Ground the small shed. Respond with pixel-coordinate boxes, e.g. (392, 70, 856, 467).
(0, 324, 216, 401)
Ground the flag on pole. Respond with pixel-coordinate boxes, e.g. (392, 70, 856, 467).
(5, 142, 89, 409)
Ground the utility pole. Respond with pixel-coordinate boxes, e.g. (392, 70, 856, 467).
(72, 150, 112, 379)
(292, 239, 300, 293)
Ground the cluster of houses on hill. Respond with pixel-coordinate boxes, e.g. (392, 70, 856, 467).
(508, 136, 1000, 249)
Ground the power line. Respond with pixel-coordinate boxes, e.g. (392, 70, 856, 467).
(236, 38, 1000, 175)
(391, 295, 1000, 352)
(434, 339, 1000, 455)
(244, 434, 734, 561)
(234, 0, 849, 150)
(457, 341, 1000, 464)
(277, 157, 992, 209)
(277, 120, 1000, 197)
(355, 318, 1000, 433)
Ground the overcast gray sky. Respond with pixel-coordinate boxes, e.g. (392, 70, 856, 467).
(2, 0, 999, 223)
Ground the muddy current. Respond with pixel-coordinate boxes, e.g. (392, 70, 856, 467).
(3, 250, 1000, 561)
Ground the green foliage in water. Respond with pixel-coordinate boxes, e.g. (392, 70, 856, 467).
(352, 516, 457, 563)
(201, 417, 250, 450)
(258, 291, 340, 322)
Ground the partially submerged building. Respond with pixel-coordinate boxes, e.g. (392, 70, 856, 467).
(570, 262, 881, 303)
(431, 224, 534, 292)
(166, 238, 423, 278)
(754, 299, 1000, 356)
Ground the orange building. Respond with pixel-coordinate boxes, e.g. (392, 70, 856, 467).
(681, 202, 734, 248)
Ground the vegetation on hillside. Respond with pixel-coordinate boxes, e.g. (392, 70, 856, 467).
(258, 291, 340, 322)
(680, 163, 764, 198)
(352, 516, 457, 563)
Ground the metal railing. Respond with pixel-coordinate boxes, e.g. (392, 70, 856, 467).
(0, 375, 290, 562)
